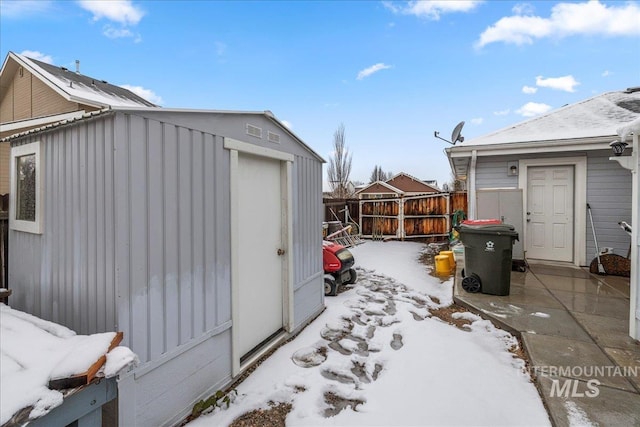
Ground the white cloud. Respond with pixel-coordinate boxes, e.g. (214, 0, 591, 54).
(20, 50, 53, 64)
(522, 85, 538, 94)
(516, 102, 552, 117)
(471, 118, 484, 125)
(536, 75, 579, 92)
(103, 26, 133, 39)
(281, 120, 292, 129)
(77, 0, 144, 25)
(357, 63, 392, 80)
(119, 84, 163, 105)
(493, 109, 510, 116)
(0, 0, 53, 17)
(384, 0, 482, 20)
(475, 0, 640, 48)
(512, 3, 535, 16)
(602, 70, 611, 77)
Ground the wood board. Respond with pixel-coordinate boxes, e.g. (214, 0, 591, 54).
(48, 331, 123, 390)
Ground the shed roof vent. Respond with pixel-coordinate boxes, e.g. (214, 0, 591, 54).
(246, 124, 262, 138)
(267, 131, 280, 144)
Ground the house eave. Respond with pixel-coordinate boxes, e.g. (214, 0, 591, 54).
(446, 136, 617, 179)
(447, 136, 616, 157)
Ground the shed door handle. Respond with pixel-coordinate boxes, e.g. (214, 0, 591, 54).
(277, 248, 285, 256)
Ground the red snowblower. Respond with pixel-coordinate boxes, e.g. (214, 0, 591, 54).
(323, 240, 357, 296)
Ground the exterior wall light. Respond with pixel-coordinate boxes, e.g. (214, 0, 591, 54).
(507, 161, 518, 176)
(610, 140, 628, 156)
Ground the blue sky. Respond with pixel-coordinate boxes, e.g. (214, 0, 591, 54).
(1, 0, 639, 188)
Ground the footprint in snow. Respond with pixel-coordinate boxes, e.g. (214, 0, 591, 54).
(390, 332, 404, 350)
(291, 346, 327, 368)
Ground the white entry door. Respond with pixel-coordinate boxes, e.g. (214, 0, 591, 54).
(237, 152, 284, 361)
(526, 166, 574, 261)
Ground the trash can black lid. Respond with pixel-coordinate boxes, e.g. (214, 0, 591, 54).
(458, 222, 519, 237)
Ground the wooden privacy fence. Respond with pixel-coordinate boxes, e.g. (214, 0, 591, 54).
(323, 198, 360, 225)
(359, 192, 467, 240)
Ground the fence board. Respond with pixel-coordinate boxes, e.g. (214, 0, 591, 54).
(323, 199, 360, 224)
(322, 192, 467, 241)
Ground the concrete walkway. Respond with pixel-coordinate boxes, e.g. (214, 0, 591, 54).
(453, 256, 640, 426)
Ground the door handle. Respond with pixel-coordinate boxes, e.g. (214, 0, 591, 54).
(277, 248, 285, 256)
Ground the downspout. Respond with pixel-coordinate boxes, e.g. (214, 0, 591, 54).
(468, 150, 478, 219)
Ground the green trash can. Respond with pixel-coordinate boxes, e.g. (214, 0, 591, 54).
(457, 220, 519, 296)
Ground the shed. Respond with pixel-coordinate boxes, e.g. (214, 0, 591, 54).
(5, 106, 325, 426)
(446, 87, 640, 340)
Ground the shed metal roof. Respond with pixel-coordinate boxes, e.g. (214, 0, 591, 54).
(2, 107, 325, 163)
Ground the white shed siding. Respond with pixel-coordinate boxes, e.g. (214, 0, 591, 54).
(292, 155, 324, 328)
(9, 117, 117, 334)
(112, 113, 231, 363)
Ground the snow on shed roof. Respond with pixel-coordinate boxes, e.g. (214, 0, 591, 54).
(462, 88, 640, 147)
(4, 52, 157, 108)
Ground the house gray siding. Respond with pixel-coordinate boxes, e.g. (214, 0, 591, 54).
(586, 150, 632, 260)
(474, 150, 632, 264)
(476, 157, 519, 189)
(8, 109, 324, 426)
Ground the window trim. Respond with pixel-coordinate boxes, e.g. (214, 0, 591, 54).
(10, 141, 44, 234)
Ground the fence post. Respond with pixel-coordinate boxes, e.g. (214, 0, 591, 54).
(398, 198, 404, 240)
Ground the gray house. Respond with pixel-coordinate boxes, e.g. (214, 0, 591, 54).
(446, 87, 640, 339)
(5, 107, 325, 426)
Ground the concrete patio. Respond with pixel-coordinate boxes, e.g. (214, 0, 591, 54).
(453, 256, 640, 426)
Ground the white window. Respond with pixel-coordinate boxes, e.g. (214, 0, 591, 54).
(10, 141, 44, 234)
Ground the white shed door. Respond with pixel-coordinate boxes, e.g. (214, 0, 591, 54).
(237, 153, 284, 360)
(526, 165, 574, 262)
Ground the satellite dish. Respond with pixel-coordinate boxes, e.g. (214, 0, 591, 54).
(451, 121, 465, 144)
(433, 121, 465, 145)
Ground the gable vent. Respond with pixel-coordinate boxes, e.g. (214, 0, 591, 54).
(267, 131, 280, 144)
(246, 123, 262, 138)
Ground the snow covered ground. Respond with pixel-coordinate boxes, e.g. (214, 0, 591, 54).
(189, 241, 550, 426)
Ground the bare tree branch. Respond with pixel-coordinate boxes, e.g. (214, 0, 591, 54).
(327, 123, 353, 198)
